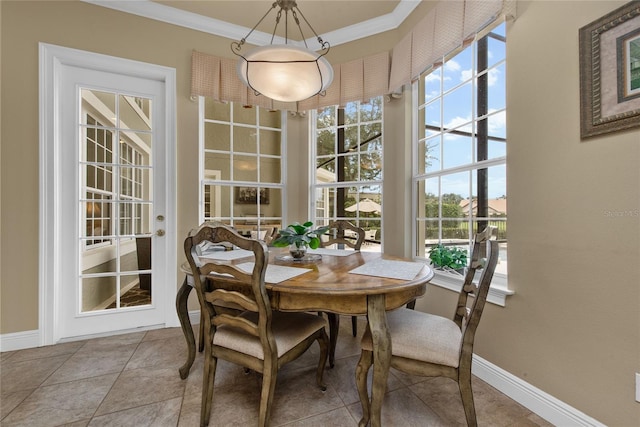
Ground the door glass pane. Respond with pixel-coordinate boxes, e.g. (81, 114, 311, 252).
(82, 276, 116, 312)
(80, 88, 154, 313)
(119, 95, 151, 131)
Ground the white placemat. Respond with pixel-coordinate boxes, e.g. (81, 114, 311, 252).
(236, 262, 312, 284)
(200, 249, 254, 261)
(349, 259, 426, 280)
(307, 248, 356, 257)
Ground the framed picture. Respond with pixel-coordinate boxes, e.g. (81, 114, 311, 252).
(235, 187, 269, 204)
(579, 1, 640, 139)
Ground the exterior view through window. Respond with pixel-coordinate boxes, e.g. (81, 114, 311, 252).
(414, 22, 507, 278)
(313, 97, 383, 252)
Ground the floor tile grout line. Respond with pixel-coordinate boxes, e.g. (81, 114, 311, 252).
(1, 325, 553, 427)
(1, 341, 90, 423)
(85, 331, 149, 423)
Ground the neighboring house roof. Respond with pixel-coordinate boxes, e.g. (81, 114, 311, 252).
(460, 198, 507, 216)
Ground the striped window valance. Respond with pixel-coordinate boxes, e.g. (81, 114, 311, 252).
(191, 0, 516, 110)
(390, 0, 517, 93)
(191, 50, 390, 111)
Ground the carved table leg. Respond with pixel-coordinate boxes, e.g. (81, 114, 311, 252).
(176, 276, 195, 379)
(365, 294, 390, 427)
(326, 313, 340, 368)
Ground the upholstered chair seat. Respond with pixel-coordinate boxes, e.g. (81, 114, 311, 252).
(361, 308, 462, 368)
(214, 311, 328, 360)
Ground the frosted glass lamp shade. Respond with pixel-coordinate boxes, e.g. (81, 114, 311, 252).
(237, 44, 333, 102)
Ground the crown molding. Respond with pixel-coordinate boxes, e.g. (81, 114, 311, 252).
(82, 0, 420, 48)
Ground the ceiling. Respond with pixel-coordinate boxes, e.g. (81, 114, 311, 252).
(85, 0, 422, 47)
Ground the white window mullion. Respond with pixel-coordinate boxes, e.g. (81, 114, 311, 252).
(412, 22, 510, 303)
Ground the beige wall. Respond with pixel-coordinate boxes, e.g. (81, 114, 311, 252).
(1, 1, 639, 425)
(504, 2, 638, 424)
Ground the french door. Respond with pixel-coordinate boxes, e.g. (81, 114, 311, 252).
(40, 44, 177, 343)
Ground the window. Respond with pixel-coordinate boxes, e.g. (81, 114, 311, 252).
(312, 97, 383, 250)
(199, 99, 284, 236)
(413, 23, 508, 286)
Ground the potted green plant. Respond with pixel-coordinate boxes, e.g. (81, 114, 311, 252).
(272, 221, 329, 259)
(428, 244, 468, 274)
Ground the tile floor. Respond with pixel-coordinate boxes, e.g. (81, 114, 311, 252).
(1, 317, 553, 426)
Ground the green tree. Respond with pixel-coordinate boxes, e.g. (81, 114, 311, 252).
(316, 99, 383, 183)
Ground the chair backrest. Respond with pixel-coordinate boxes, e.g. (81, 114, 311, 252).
(184, 223, 275, 357)
(322, 220, 365, 250)
(264, 227, 278, 245)
(453, 226, 499, 355)
(364, 229, 377, 241)
(250, 229, 268, 241)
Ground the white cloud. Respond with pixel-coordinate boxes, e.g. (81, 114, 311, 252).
(457, 67, 501, 86)
(441, 109, 505, 139)
(487, 68, 500, 87)
(445, 60, 461, 72)
(487, 110, 506, 135)
(424, 73, 440, 83)
(444, 115, 472, 131)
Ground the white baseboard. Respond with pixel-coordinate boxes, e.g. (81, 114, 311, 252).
(472, 354, 605, 427)
(0, 329, 40, 352)
(0, 322, 604, 427)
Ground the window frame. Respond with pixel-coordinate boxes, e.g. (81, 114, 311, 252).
(198, 98, 286, 233)
(411, 23, 513, 306)
(310, 98, 384, 250)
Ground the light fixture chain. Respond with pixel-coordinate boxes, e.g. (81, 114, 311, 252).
(293, 5, 327, 51)
(271, 8, 283, 44)
(290, 9, 308, 49)
(233, 2, 279, 52)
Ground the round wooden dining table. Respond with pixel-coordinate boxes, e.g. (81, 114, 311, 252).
(176, 248, 434, 427)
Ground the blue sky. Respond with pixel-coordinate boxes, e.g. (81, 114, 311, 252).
(421, 23, 507, 200)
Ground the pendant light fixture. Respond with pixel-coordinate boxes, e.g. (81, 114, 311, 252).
(231, 0, 333, 103)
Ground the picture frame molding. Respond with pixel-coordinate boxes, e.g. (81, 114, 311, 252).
(579, 1, 640, 139)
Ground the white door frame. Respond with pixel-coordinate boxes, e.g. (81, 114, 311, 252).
(39, 43, 178, 345)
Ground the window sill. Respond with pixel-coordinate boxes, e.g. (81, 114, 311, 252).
(428, 269, 514, 307)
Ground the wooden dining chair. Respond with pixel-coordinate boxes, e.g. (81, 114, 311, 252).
(320, 220, 365, 366)
(355, 226, 499, 427)
(184, 223, 329, 427)
(322, 220, 366, 251)
(264, 226, 279, 245)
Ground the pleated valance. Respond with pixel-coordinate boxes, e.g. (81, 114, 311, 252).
(389, 0, 517, 93)
(191, 0, 516, 111)
(191, 50, 390, 111)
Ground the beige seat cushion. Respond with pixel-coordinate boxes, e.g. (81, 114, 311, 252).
(361, 308, 462, 368)
(214, 311, 327, 360)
